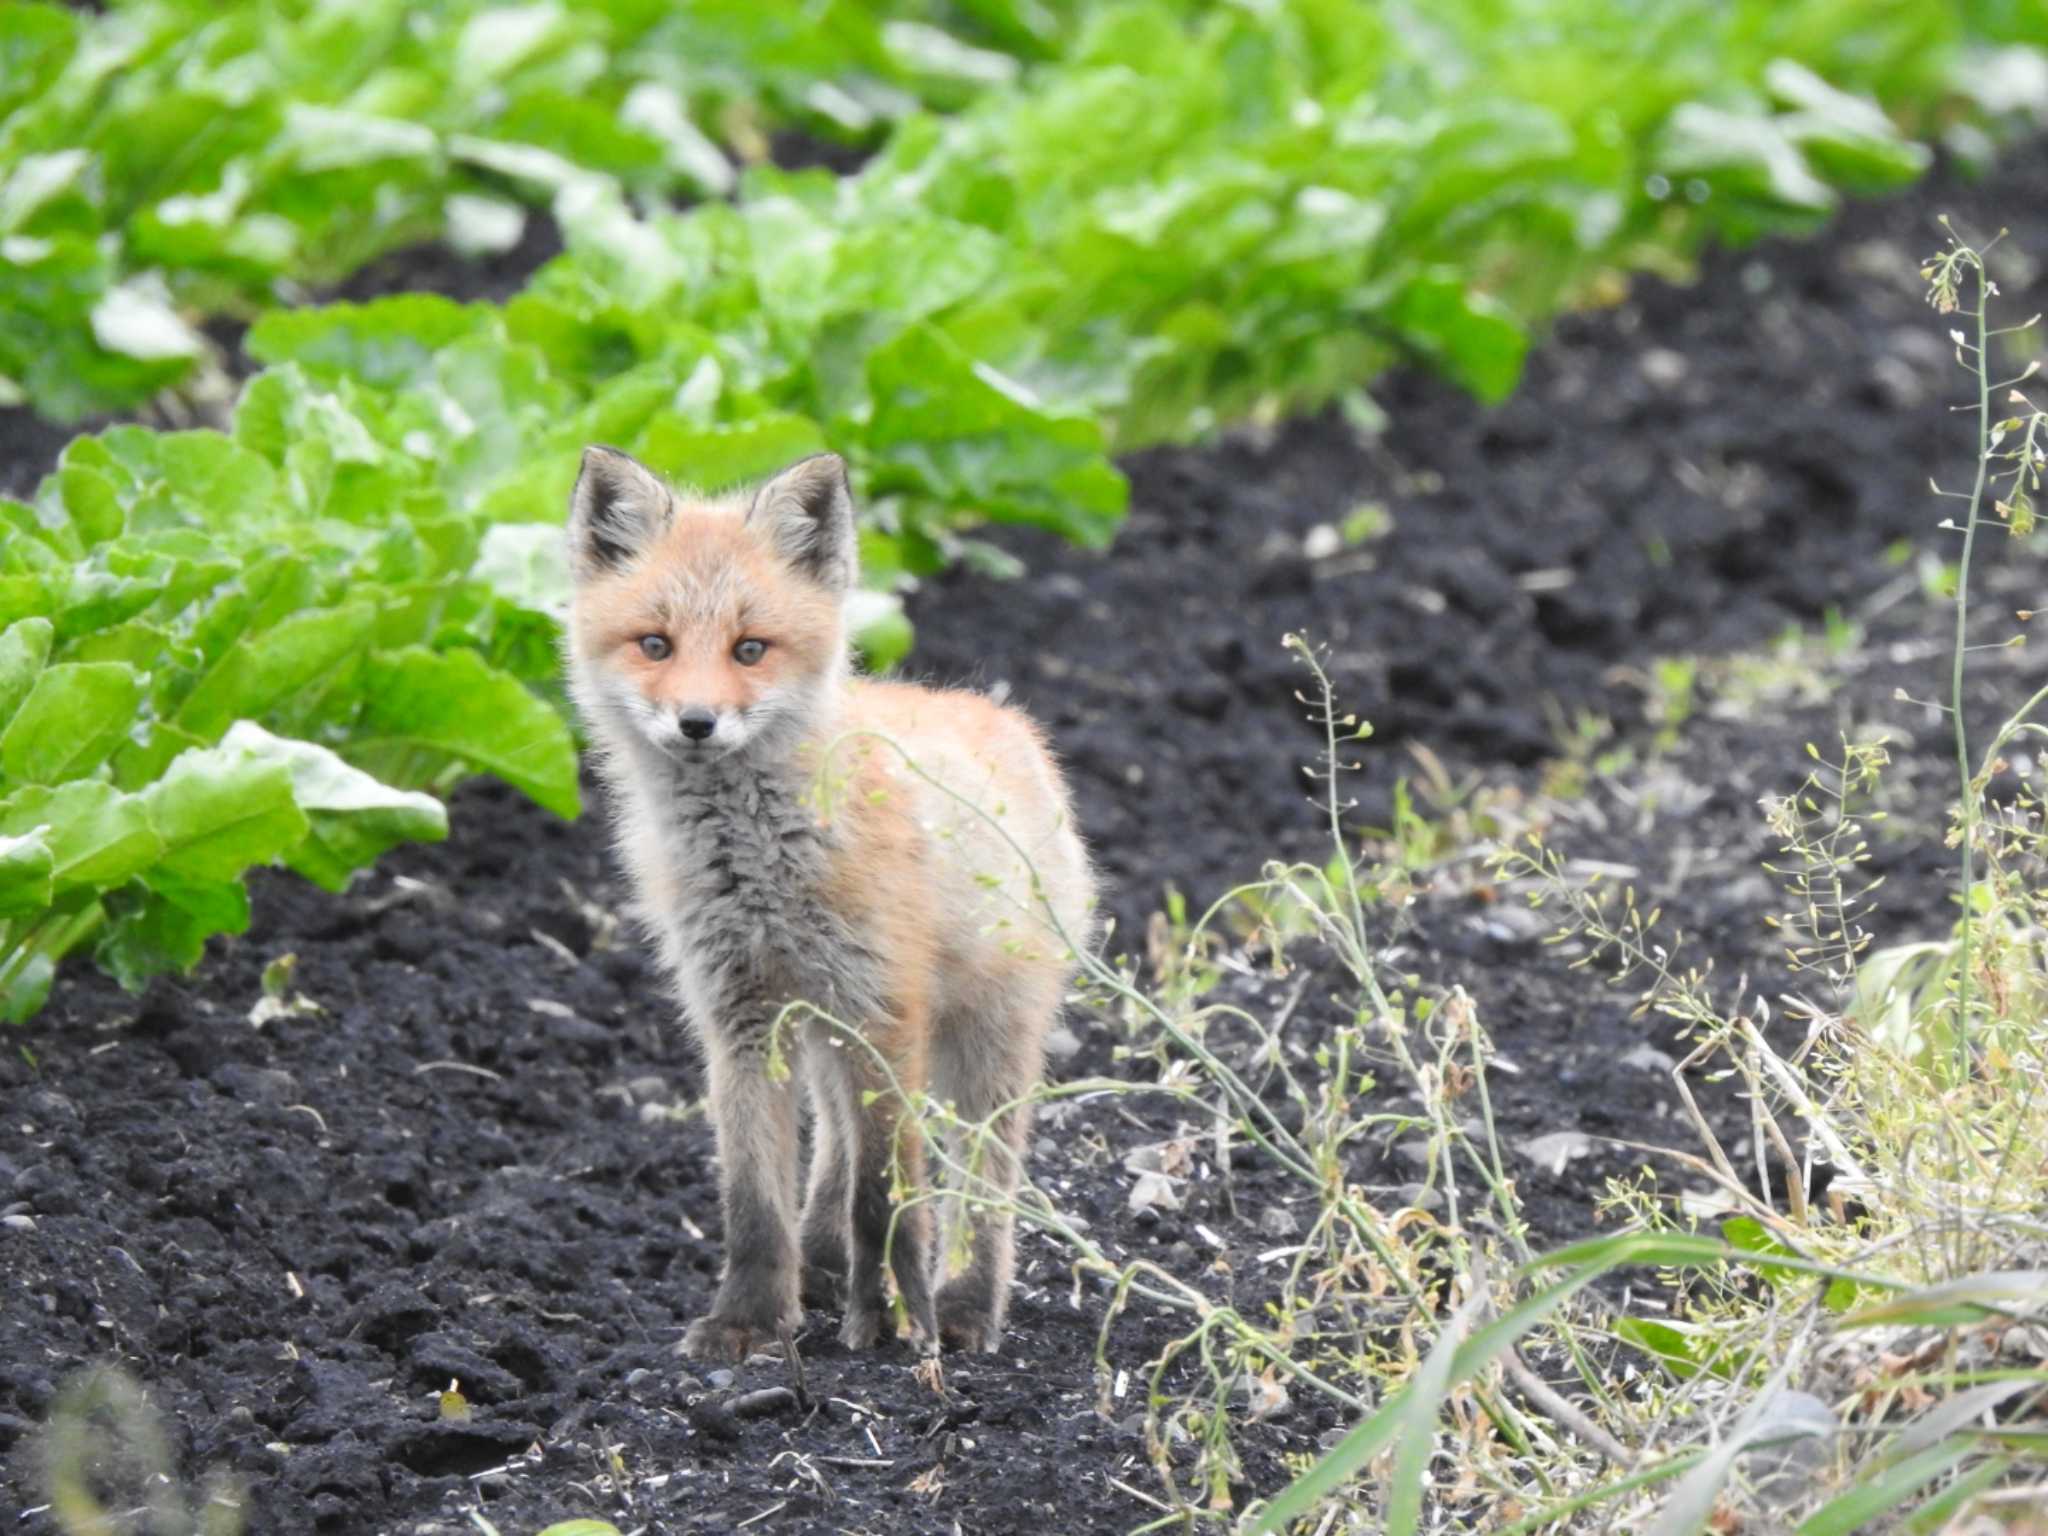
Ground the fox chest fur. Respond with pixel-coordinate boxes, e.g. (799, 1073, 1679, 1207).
(617, 753, 893, 1047)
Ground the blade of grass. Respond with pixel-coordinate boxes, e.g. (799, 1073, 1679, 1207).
(1794, 1437, 1976, 1536)
(1253, 1238, 1670, 1534)
(1646, 1355, 1803, 1536)
(1492, 1451, 1707, 1536)
(1902, 1455, 2012, 1534)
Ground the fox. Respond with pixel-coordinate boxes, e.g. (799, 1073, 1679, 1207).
(562, 446, 1096, 1363)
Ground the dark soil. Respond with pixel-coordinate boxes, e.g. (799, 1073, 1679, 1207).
(4, 147, 2048, 1534)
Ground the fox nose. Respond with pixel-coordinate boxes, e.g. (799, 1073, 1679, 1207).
(678, 707, 717, 742)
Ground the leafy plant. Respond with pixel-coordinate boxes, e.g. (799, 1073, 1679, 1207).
(0, 0, 1046, 419)
(0, 407, 585, 1021)
(1920, 223, 2048, 1074)
(116, 0, 2040, 593)
(7, 0, 2047, 1024)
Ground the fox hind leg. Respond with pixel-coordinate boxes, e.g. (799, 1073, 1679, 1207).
(798, 1053, 850, 1309)
(811, 1025, 939, 1352)
(931, 976, 1057, 1353)
(934, 1099, 1032, 1353)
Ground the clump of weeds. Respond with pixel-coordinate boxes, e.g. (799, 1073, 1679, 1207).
(893, 227, 2048, 1535)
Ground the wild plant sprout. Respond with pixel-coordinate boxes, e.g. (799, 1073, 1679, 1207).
(1921, 222, 2048, 1077)
(1476, 233, 2048, 1533)
(898, 236, 2048, 1532)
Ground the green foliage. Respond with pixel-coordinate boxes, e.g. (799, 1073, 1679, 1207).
(4, 0, 2038, 424)
(61, 0, 2022, 589)
(453, 0, 1997, 564)
(0, 0, 1041, 420)
(0, 398, 582, 1019)
(1252, 1234, 1728, 1534)
(5, 0, 2046, 1025)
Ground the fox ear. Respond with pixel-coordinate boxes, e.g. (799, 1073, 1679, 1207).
(569, 446, 670, 576)
(747, 453, 855, 591)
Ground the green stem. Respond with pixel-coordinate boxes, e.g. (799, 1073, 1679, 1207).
(0, 914, 53, 996)
(1951, 256, 1993, 1080)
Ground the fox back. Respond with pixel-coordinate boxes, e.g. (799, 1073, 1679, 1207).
(562, 447, 1094, 1361)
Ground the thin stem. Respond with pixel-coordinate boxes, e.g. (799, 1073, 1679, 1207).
(1950, 251, 1993, 1080)
(0, 913, 54, 998)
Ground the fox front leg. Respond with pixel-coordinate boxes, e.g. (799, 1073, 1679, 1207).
(682, 1040, 802, 1363)
(810, 1027, 939, 1354)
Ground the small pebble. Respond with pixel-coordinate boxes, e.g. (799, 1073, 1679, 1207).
(1256, 1205, 1299, 1239)
(1639, 347, 1688, 387)
(1042, 1023, 1083, 1061)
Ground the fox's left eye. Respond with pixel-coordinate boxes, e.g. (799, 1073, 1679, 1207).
(733, 639, 767, 666)
(638, 634, 671, 661)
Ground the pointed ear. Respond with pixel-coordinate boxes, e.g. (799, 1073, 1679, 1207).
(568, 446, 670, 576)
(747, 453, 856, 591)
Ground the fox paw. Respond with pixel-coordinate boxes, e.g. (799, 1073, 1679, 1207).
(935, 1281, 1002, 1354)
(681, 1313, 781, 1364)
(800, 1253, 847, 1310)
(838, 1303, 887, 1351)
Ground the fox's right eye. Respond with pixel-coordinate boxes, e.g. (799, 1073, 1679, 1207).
(638, 634, 671, 661)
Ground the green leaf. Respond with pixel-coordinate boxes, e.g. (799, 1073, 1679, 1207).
(1386, 272, 1528, 405)
(1386, 1297, 1480, 1536)
(1765, 60, 1932, 193)
(1612, 1316, 1718, 1381)
(91, 278, 205, 362)
(139, 742, 309, 884)
(2, 951, 54, 1025)
(1655, 102, 1836, 217)
(83, 427, 280, 537)
(0, 661, 145, 785)
(0, 781, 163, 893)
(247, 297, 493, 388)
(1902, 1456, 2013, 1535)
(1841, 1271, 2048, 1329)
(96, 874, 252, 991)
(0, 5, 79, 123)
(865, 323, 1126, 547)
(1524, 1231, 1733, 1273)
(469, 523, 569, 622)
(352, 648, 580, 819)
(108, 722, 205, 797)
(847, 590, 913, 673)
(0, 828, 55, 917)
(219, 722, 447, 892)
(0, 615, 55, 725)
(533, 1523, 624, 1536)
(174, 602, 377, 741)
(636, 413, 830, 494)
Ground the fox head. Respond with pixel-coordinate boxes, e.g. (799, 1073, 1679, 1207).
(564, 447, 856, 764)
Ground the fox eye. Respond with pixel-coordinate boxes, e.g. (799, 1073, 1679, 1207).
(733, 638, 767, 666)
(638, 634, 671, 661)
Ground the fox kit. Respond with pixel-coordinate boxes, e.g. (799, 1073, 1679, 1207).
(564, 447, 1095, 1361)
